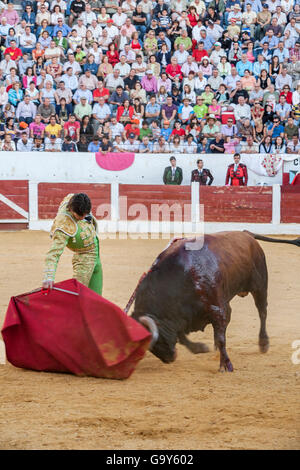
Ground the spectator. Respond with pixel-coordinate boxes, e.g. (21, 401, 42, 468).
(16, 95, 36, 123)
(16, 132, 33, 151)
(63, 114, 80, 142)
(45, 134, 62, 152)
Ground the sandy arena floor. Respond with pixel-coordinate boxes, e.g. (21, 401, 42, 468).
(0, 231, 299, 450)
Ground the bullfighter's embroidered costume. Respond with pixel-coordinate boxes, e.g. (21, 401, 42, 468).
(43, 194, 103, 295)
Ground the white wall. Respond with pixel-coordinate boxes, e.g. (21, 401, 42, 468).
(0, 152, 283, 186)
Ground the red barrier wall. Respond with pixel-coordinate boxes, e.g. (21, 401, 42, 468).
(200, 186, 273, 223)
(119, 185, 191, 221)
(281, 186, 300, 223)
(0, 181, 29, 230)
(38, 183, 111, 219)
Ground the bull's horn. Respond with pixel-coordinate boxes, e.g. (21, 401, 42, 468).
(139, 316, 159, 348)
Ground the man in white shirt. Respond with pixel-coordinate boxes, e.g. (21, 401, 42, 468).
(73, 84, 93, 105)
(88, 19, 103, 40)
(114, 55, 131, 78)
(105, 69, 125, 92)
(206, 20, 223, 42)
(79, 4, 96, 25)
(17, 133, 33, 152)
(63, 53, 82, 75)
(51, 0, 67, 13)
(272, 5, 287, 26)
(112, 6, 127, 29)
(61, 67, 79, 92)
(0, 53, 15, 76)
(109, 116, 125, 139)
(124, 133, 140, 152)
(105, 19, 119, 41)
(132, 55, 147, 79)
(19, 26, 36, 54)
(275, 66, 293, 90)
(73, 18, 87, 38)
(224, 67, 241, 91)
(234, 96, 251, 122)
(119, 44, 136, 64)
(92, 96, 111, 129)
(173, 43, 189, 66)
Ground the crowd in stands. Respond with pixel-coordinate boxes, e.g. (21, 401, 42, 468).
(0, 0, 300, 154)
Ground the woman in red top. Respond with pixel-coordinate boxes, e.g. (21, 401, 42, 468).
(187, 6, 199, 28)
(130, 31, 142, 51)
(106, 43, 119, 67)
(116, 99, 135, 123)
(165, 57, 183, 81)
(280, 85, 293, 105)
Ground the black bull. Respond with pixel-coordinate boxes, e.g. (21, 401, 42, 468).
(131, 231, 300, 372)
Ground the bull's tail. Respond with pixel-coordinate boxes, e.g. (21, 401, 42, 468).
(244, 230, 300, 247)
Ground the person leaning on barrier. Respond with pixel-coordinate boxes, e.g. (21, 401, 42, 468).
(163, 156, 183, 185)
(191, 159, 214, 186)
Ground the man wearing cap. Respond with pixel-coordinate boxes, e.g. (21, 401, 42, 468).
(161, 120, 172, 141)
(202, 115, 220, 144)
(227, 18, 240, 39)
(163, 156, 183, 185)
(45, 134, 62, 152)
(210, 43, 226, 68)
(206, 20, 223, 43)
(191, 159, 214, 185)
(141, 69, 158, 94)
(227, 3, 242, 26)
(124, 133, 140, 152)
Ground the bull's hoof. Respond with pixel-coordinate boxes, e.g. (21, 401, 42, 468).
(259, 339, 269, 354)
(219, 361, 234, 373)
(191, 342, 209, 354)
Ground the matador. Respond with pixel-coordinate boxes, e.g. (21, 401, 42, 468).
(43, 193, 103, 295)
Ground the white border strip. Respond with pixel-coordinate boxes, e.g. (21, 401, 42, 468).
(0, 194, 28, 219)
(27, 220, 300, 235)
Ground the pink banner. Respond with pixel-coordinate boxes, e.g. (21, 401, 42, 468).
(95, 152, 135, 171)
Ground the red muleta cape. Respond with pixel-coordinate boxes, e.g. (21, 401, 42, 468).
(1, 279, 151, 379)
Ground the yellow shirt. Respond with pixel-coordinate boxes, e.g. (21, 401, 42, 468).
(45, 123, 62, 137)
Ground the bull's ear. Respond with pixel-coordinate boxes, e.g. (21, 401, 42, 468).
(139, 316, 159, 348)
